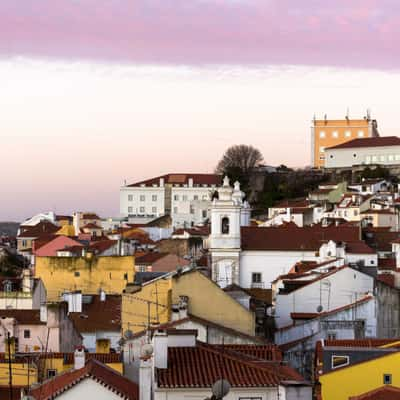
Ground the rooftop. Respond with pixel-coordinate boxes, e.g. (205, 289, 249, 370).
(127, 173, 221, 187)
(326, 136, 400, 150)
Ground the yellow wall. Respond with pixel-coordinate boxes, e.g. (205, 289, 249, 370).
(35, 256, 135, 301)
(121, 270, 255, 336)
(313, 119, 371, 168)
(0, 363, 37, 386)
(320, 352, 400, 400)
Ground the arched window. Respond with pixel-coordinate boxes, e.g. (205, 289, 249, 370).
(221, 217, 230, 234)
(4, 281, 12, 293)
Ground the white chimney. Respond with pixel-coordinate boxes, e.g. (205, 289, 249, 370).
(139, 350, 153, 400)
(63, 291, 82, 313)
(171, 304, 180, 321)
(40, 304, 48, 323)
(74, 347, 85, 370)
(178, 295, 188, 319)
(153, 331, 168, 369)
(188, 178, 193, 187)
(160, 178, 165, 187)
(73, 212, 81, 236)
(22, 269, 32, 293)
(99, 289, 106, 302)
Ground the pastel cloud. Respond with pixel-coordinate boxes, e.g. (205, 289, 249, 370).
(1, 0, 400, 68)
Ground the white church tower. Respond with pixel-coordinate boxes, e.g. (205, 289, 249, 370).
(210, 177, 250, 288)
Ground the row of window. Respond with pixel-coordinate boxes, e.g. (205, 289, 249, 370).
(174, 194, 208, 201)
(319, 130, 365, 139)
(128, 206, 157, 214)
(128, 194, 158, 202)
(172, 207, 208, 218)
(365, 154, 400, 164)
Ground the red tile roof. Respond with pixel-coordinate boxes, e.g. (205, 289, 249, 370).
(345, 241, 376, 254)
(41, 352, 122, 364)
(82, 213, 101, 220)
(361, 209, 396, 215)
(18, 221, 59, 238)
(218, 344, 283, 362)
(326, 136, 400, 150)
(377, 273, 395, 287)
(0, 309, 45, 325)
(273, 198, 311, 208)
(128, 173, 221, 187)
(378, 258, 396, 270)
(29, 359, 138, 400)
(135, 252, 168, 264)
(241, 225, 360, 251)
(349, 385, 400, 400)
(156, 342, 306, 388)
(88, 239, 117, 254)
(82, 222, 103, 229)
(69, 295, 121, 333)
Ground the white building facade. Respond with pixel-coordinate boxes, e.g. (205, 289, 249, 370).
(120, 173, 221, 228)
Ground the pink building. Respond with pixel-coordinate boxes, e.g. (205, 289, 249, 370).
(34, 235, 83, 257)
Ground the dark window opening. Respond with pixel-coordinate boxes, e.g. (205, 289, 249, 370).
(221, 217, 230, 234)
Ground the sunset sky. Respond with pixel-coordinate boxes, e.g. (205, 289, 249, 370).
(1, 0, 400, 221)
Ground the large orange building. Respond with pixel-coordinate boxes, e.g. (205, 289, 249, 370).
(311, 114, 379, 168)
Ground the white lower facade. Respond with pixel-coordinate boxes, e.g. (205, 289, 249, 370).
(56, 378, 123, 399)
(81, 331, 121, 352)
(325, 145, 400, 168)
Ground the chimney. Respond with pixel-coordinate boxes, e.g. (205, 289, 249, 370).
(178, 295, 188, 319)
(40, 304, 48, 323)
(171, 303, 180, 321)
(74, 347, 86, 370)
(188, 178, 193, 187)
(139, 348, 153, 400)
(73, 212, 81, 236)
(63, 291, 82, 313)
(99, 289, 106, 302)
(153, 331, 168, 369)
(22, 269, 32, 293)
(160, 178, 165, 188)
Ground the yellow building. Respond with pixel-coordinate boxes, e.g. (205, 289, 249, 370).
(121, 268, 255, 336)
(319, 351, 400, 400)
(34, 255, 135, 301)
(311, 115, 379, 168)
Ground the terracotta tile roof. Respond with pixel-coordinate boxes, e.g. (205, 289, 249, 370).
(216, 344, 283, 362)
(345, 241, 376, 254)
(56, 215, 73, 222)
(29, 359, 138, 400)
(18, 221, 59, 238)
(173, 225, 211, 236)
(377, 273, 395, 287)
(128, 173, 221, 187)
(0, 309, 45, 325)
(378, 258, 396, 271)
(273, 198, 311, 208)
(41, 352, 122, 364)
(82, 222, 103, 229)
(88, 239, 117, 254)
(69, 295, 121, 333)
(349, 385, 400, 400)
(241, 225, 360, 251)
(82, 213, 101, 220)
(156, 342, 306, 388)
(326, 136, 400, 150)
(363, 228, 400, 252)
(361, 208, 396, 215)
(135, 252, 168, 264)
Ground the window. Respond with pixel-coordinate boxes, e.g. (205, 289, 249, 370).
(124, 273, 128, 280)
(221, 217, 230, 234)
(74, 271, 80, 277)
(183, 195, 188, 201)
(128, 207, 133, 213)
(345, 130, 351, 138)
(383, 374, 392, 385)
(47, 369, 57, 379)
(319, 131, 326, 138)
(139, 207, 145, 213)
(396, 154, 400, 161)
(23, 330, 30, 339)
(152, 195, 157, 202)
(190, 205, 195, 214)
(193, 195, 199, 201)
(353, 153, 357, 158)
(3, 281, 12, 292)
(128, 195, 133, 201)
(327, 332, 337, 340)
(202, 195, 208, 200)
(389, 154, 394, 162)
(331, 355, 349, 369)
(358, 130, 364, 137)
(22, 240, 27, 247)
(174, 195, 179, 201)
(152, 207, 157, 214)
(252, 272, 262, 283)
(320, 146, 325, 153)
(202, 210, 207, 218)
(365, 155, 371, 164)
(140, 195, 145, 201)
(332, 131, 338, 138)
(372, 155, 378, 162)
(354, 210, 358, 216)
(173, 207, 178, 214)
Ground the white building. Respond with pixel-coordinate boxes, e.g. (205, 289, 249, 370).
(210, 180, 377, 290)
(120, 173, 221, 228)
(325, 136, 400, 168)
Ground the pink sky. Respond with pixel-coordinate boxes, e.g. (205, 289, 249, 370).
(1, 1, 400, 221)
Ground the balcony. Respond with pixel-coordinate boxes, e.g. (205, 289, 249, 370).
(251, 282, 265, 289)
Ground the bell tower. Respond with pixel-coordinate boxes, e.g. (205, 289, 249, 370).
(210, 177, 244, 288)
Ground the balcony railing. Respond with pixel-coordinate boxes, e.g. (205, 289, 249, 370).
(251, 282, 265, 289)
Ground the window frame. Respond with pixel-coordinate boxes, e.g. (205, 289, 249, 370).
(331, 355, 350, 369)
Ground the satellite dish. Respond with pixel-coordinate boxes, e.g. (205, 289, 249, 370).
(212, 379, 231, 399)
(124, 329, 134, 340)
(317, 305, 323, 313)
(141, 343, 154, 358)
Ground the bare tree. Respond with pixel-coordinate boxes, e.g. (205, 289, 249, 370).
(215, 144, 264, 175)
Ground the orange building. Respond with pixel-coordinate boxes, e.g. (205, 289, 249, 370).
(311, 114, 379, 168)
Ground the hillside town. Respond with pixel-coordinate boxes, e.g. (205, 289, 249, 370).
(3, 115, 400, 400)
